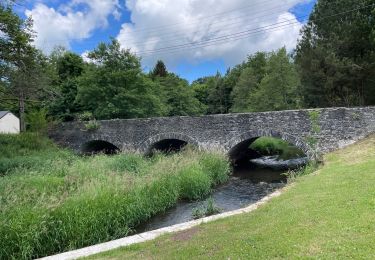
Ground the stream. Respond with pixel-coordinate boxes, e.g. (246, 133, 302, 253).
(136, 156, 308, 233)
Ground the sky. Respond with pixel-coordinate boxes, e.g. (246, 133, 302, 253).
(15, 0, 316, 82)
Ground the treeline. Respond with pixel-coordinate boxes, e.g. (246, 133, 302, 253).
(1, 0, 375, 130)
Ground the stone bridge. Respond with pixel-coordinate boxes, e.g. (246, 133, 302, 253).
(49, 107, 375, 160)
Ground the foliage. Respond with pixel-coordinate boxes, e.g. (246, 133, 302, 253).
(48, 51, 85, 121)
(26, 109, 48, 134)
(77, 111, 94, 122)
(206, 72, 232, 114)
(283, 162, 319, 184)
(0, 133, 56, 158)
(192, 197, 221, 219)
(231, 48, 300, 112)
(295, 0, 375, 107)
(154, 73, 205, 116)
(191, 78, 211, 113)
(0, 4, 51, 131)
(0, 133, 66, 175)
(0, 134, 230, 259)
(250, 137, 305, 160)
(199, 153, 231, 185)
(84, 120, 100, 131)
(151, 60, 168, 78)
(76, 39, 165, 120)
(230, 52, 267, 112)
(306, 110, 322, 162)
(2, 0, 375, 125)
(178, 163, 212, 201)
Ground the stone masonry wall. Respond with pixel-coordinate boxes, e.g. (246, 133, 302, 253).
(49, 107, 375, 157)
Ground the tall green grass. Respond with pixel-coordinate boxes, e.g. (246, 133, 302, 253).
(0, 134, 230, 259)
(0, 133, 74, 176)
(250, 137, 305, 160)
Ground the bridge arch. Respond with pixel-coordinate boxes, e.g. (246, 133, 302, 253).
(81, 139, 120, 155)
(225, 129, 309, 161)
(140, 132, 199, 155)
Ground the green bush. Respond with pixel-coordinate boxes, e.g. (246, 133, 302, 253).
(26, 109, 48, 134)
(77, 111, 94, 122)
(85, 120, 100, 131)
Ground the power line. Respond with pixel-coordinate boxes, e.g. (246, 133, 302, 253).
(123, 0, 288, 34)
(136, 3, 375, 56)
(121, 4, 296, 47)
(38, 1, 296, 49)
(36, 2, 375, 60)
(137, 16, 303, 55)
(140, 22, 303, 58)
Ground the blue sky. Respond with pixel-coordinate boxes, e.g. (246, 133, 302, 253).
(17, 0, 316, 82)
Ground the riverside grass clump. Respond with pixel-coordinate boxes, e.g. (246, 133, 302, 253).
(0, 134, 231, 259)
(250, 136, 305, 160)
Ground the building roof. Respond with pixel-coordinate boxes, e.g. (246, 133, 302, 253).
(0, 111, 10, 119)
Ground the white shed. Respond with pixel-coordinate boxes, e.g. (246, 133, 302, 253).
(0, 111, 20, 134)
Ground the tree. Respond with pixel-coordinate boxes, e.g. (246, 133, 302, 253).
(231, 48, 300, 112)
(49, 51, 85, 121)
(230, 52, 267, 112)
(155, 73, 204, 116)
(252, 48, 300, 111)
(0, 4, 49, 131)
(151, 60, 168, 78)
(295, 0, 375, 107)
(76, 39, 165, 119)
(230, 67, 259, 112)
(206, 72, 228, 114)
(191, 77, 214, 113)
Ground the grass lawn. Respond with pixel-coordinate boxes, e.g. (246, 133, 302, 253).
(88, 135, 375, 259)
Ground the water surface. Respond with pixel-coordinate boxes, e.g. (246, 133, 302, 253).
(137, 157, 293, 232)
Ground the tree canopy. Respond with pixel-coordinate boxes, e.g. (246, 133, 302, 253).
(1, 0, 375, 131)
(295, 0, 375, 107)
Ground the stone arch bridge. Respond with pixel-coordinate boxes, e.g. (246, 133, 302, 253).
(49, 107, 375, 159)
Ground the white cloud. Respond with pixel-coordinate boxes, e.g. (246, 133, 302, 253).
(25, 0, 120, 53)
(117, 0, 311, 68)
(80, 50, 92, 63)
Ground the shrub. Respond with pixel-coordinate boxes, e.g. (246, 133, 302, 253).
(85, 120, 100, 131)
(77, 111, 94, 122)
(26, 109, 49, 134)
